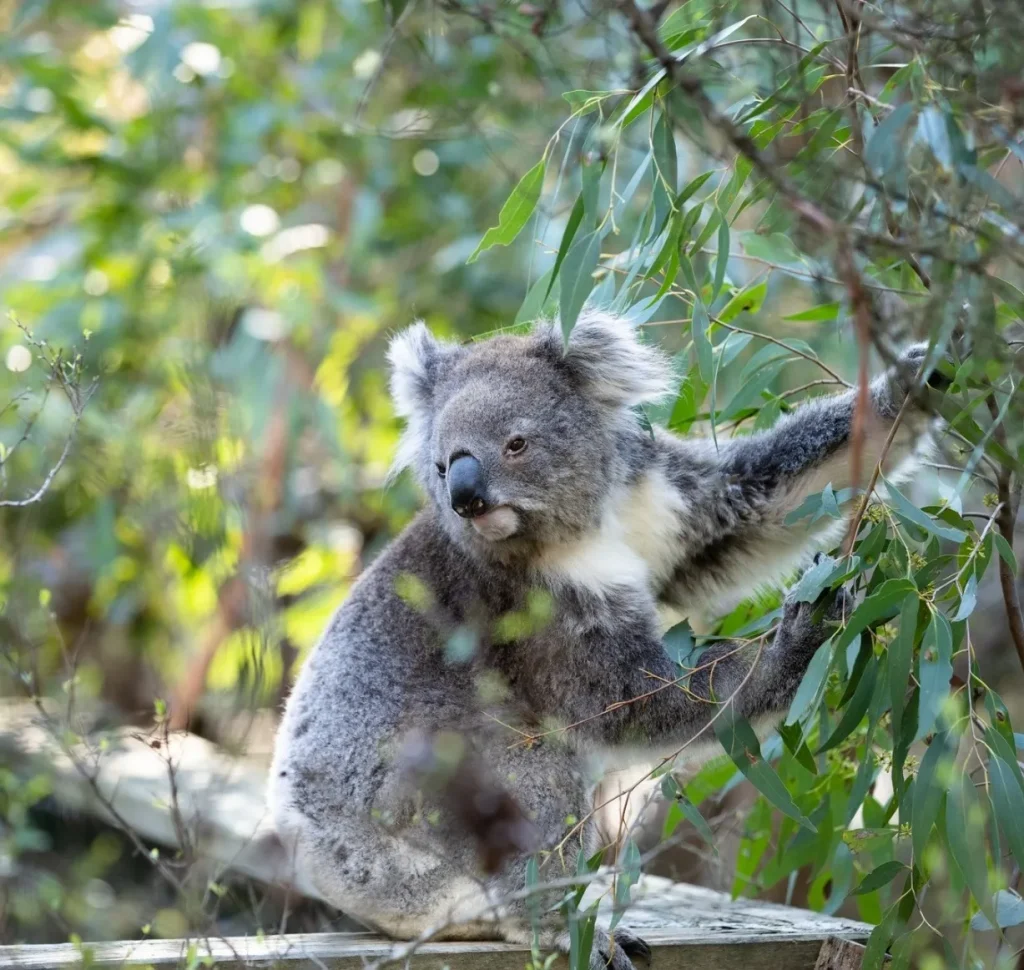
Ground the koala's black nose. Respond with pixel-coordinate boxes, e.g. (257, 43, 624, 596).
(448, 455, 489, 518)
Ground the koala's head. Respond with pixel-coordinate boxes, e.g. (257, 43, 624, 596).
(387, 309, 673, 558)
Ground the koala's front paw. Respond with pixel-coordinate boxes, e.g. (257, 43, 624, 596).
(590, 927, 651, 970)
(781, 559, 853, 650)
(879, 343, 953, 415)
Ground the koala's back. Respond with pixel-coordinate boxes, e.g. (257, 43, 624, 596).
(270, 513, 479, 839)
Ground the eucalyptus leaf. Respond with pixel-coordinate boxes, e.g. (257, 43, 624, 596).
(469, 158, 546, 262)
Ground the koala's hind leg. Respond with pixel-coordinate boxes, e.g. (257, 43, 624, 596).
(280, 744, 649, 970)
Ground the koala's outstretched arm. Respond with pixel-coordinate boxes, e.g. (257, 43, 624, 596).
(528, 579, 851, 756)
(655, 345, 940, 610)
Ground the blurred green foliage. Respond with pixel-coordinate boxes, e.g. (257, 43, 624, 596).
(3, 0, 1024, 965)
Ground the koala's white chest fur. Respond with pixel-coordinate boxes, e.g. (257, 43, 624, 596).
(536, 468, 685, 598)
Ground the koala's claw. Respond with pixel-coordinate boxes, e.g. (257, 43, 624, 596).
(893, 343, 953, 397)
(591, 927, 649, 970)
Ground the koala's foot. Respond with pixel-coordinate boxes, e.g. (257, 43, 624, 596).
(583, 926, 651, 970)
(609, 926, 652, 965)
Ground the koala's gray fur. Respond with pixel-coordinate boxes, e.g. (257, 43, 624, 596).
(269, 311, 936, 967)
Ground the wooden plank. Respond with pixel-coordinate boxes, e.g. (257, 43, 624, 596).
(0, 934, 828, 970)
(813, 936, 874, 970)
(813, 936, 864, 970)
(0, 874, 871, 968)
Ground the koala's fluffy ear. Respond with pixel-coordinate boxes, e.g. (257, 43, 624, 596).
(387, 321, 460, 477)
(553, 308, 674, 407)
(387, 321, 458, 418)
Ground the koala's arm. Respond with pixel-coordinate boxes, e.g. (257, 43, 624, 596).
(529, 580, 849, 756)
(654, 346, 938, 609)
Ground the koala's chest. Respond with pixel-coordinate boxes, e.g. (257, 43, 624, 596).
(535, 469, 685, 599)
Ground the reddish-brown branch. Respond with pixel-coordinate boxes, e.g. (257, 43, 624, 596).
(836, 239, 872, 499)
(986, 395, 1024, 675)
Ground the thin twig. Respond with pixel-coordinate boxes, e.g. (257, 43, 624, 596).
(843, 394, 913, 555)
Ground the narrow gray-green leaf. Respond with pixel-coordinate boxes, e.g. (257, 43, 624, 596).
(469, 158, 546, 262)
(559, 230, 602, 343)
(881, 475, 967, 543)
(692, 299, 713, 382)
(715, 714, 815, 829)
(852, 860, 907, 896)
(516, 267, 557, 324)
(971, 890, 1024, 931)
(783, 302, 840, 322)
(946, 766, 996, 925)
(914, 612, 953, 742)
(544, 193, 585, 301)
(911, 730, 955, 863)
(890, 593, 919, 742)
(712, 215, 729, 301)
(989, 754, 1024, 874)
(833, 579, 917, 657)
(785, 641, 832, 726)
(952, 575, 977, 621)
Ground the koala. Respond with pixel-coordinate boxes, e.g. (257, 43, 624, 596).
(269, 310, 937, 968)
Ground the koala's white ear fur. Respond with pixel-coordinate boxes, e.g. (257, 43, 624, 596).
(387, 322, 459, 479)
(562, 309, 674, 407)
(387, 321, 448, 418)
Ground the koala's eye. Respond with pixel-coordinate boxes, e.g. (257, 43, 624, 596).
(435, 462, 447, 478)
(504, 437, 527, 457)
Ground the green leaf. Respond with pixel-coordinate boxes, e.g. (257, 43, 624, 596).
(889, 594, 919, 742)
(947, 766, 996, 925)
(711, 215, 729, 301)
(865, 102, 914, 182)
(721, 359, 783, 420)
(559, 230, 602, 343)
(715, 714, 815, 830)
(833, 579, 917, 659)
(915, 612, 953, 742)
(718, 280, 767, 323)
(971, 890, 1024, 931)
(568, 901, 599, 970)
(994, 533, 1018, 574)
(544, 193, 585, 301)
(742, 232, 803, 266)
(677, 171, 713, 207)
(692, 299, 713, 382)
(611, 838, 641, 929)
(819, 653, 878, 753)
(852, 861, 906, 896)
(516, 267, 558, 324)
(880, 475, 966, 543)
(822, 842, 854, 915)
(911, 730, 956, 864)
(783, 302, 840, 322)
(468, 158, 546, 262)
(661, 775, 716, 849)
(785, 641, 832, 726)
(952, 575, 977, 621)
(861, 903, 898, 970)
(790, 553, 856, 603)
(989, 754, 1024, 874)
(651, 110, 678, 234)
(668, 367, 708, 434)
(662, 620, 695, 666)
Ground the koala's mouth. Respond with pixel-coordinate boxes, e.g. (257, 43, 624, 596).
(469, 506, 520, 542)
